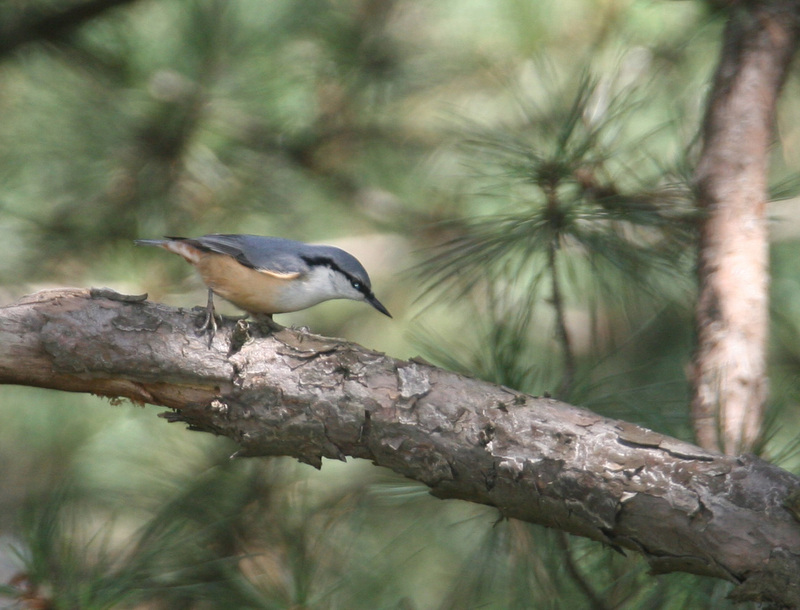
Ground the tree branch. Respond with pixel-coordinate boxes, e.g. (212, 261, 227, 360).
(692, 0, 800, 455)
(1, 288, 800, 607)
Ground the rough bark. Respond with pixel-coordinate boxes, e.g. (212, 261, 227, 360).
(692, 1, 800, 455)
(1, 288, 800, 607)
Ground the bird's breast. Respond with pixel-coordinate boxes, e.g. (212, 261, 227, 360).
(193, 253, 329, 314)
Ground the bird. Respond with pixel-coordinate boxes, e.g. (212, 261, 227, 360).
(135, 234, 391, 341)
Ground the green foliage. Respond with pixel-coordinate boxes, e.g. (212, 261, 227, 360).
(414, 64, 697, 419)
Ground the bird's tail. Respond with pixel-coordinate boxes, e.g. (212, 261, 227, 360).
(134, 237, 202, 264)
(134, 239, 168, 247)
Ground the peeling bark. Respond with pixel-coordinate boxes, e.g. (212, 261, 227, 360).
(692, 1, 800, 455)
(1, 288, 800, 607)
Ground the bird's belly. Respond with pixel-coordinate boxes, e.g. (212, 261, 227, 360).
(193, 253, 324, 314)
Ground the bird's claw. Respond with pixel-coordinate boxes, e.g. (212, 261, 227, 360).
(196, 289, 220, 348)
(253, 313, 285, 334)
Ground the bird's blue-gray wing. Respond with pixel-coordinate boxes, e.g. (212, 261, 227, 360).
(188, 234, 312, 277)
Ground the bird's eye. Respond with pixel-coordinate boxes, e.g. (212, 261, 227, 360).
(351, 280, 362, 291)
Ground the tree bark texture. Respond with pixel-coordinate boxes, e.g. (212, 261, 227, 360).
(1, 289, 800, 606)
(692, 1, 800, 455)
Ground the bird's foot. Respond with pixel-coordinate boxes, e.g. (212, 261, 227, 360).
(196, 289, 220, 348)
(196, 309, 220, 348)
(252, 313, 285, 334)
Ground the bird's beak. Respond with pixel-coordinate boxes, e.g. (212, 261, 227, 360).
(367, 293, 392, 318)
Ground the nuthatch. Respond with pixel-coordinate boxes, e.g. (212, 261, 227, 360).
(135, 234, 391, 339)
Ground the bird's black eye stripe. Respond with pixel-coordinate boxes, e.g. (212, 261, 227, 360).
(351, 279, 371, 297)
(302, 255, 344, 276)
(302, 255, 371, 296)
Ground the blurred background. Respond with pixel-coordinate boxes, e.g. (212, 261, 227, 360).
(1, 0, 799, 608)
